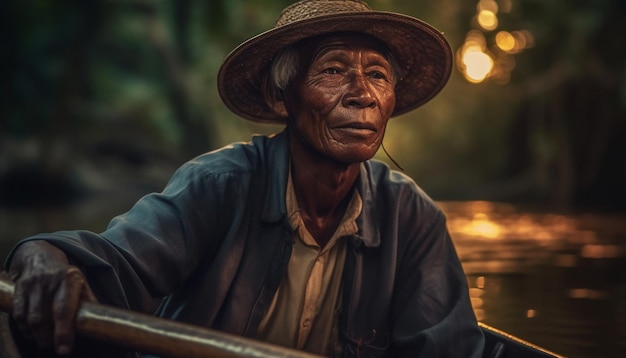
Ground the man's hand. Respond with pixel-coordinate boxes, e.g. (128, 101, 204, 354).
(7, 240, 97, 355)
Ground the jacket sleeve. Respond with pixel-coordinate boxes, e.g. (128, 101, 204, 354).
(391, 200, 484, 357)
(4, 159, 231, 313)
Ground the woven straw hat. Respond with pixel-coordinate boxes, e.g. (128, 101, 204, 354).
(218, 0, 453, 124)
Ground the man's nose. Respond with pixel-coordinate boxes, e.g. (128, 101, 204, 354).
(342, 71, 376, 109)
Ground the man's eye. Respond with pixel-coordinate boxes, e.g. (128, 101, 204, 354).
(323, 68, 340, 75)
(370, 71, 388, 80)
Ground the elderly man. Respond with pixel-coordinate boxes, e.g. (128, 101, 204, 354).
(5, 0, 484, 357)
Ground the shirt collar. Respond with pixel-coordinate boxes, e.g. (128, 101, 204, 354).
(260, 129, 381, 248)
(286, 168, 362, 251)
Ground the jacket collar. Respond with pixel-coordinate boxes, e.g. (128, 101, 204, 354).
(260, 130, 290, 223)
(355, 162, 381, 248)
(260, 130, 381, 248)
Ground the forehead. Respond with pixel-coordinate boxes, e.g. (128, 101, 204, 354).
(299, 32, 391, 61)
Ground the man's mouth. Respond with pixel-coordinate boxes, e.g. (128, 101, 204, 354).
(333, 122, 377, 132)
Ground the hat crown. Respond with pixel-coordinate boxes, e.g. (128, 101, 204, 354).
(276, 0, 372, 27)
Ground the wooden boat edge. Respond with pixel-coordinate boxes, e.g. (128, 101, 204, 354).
(480, 321, 566, 358)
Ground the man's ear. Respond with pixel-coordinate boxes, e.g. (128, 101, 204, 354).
(262, 76, 289, 118)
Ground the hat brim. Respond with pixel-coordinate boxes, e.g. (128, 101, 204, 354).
(218, 11, 453, 124)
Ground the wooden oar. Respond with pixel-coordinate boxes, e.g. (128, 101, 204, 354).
(0, 274, 323, 358)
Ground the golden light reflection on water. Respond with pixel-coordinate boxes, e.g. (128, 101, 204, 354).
(440, 200, 626, 278)
(580, 244, 622, 258)
(442, 201, 592, 244)
(468, 276, 546, 323)
(554, 254, 578, 267)
(462, 213, 501, 238)
(568, 288, 608, 300)
(470, 277, 486, 321)
(440, 202, 626, 356)
(476, 276, 485, 289)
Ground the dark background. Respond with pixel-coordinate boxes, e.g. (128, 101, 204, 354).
(2, 0, 625, 212)
(1, 1, 625, 357)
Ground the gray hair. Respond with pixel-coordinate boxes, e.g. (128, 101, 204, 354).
(270, 46, 300, 91)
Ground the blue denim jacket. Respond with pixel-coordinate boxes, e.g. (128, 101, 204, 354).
(9, 130, 483, 357)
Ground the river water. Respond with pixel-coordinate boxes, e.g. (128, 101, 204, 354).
(440, 201, 626, 358)
(1, 199, 624, 357)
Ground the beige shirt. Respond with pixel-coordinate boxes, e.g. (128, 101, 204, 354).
(256, 171, 362, 356)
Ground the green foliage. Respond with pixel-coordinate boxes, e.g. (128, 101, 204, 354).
(2, 0, 624, 209)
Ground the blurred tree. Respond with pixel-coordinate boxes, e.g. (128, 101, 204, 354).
(1, 0, 624, 210)
(380, 0, 626, 210)
(1, 0, 109, 206)
(500, 0, 626, 209)
(0, 0, 290, 206)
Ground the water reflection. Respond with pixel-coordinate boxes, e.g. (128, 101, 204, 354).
(0, 200, 624, 357)
(580, 244, 623, 259)
(440, 201, 626, 358)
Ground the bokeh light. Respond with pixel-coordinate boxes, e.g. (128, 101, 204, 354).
(495, 31, 516, 52)
(462, 49, 494, 83)
(459, 0, 534, 84)
(457, 31, 494, 83)
(477, 10, 498, 31)
(477, 0, 499, 13)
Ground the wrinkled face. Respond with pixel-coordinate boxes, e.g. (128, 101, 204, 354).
(285, 34, 396, 164)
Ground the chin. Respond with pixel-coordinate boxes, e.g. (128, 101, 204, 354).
(333, 147, 378, 164)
